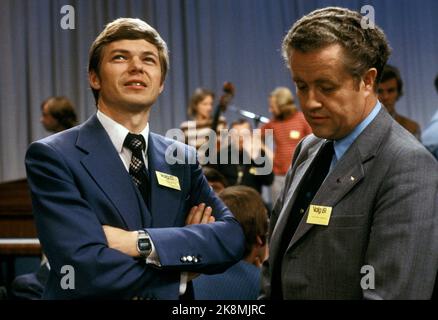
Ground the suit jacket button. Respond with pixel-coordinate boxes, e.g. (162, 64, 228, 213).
(181, 256, 187, 262)
(187, 255, 193, 262)
(193, 257, 198, 263)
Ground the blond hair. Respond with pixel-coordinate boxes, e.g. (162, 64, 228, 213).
(270, 87, 296, 120)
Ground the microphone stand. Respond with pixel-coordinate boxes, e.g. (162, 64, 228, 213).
(228, 105, 270, 127)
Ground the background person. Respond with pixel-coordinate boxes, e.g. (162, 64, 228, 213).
(209, 119, 274, 195)
(10, 96, 78, 299)
(193, 186, 268, 300)
(378, 64, 421, 139)
(40, 96, 78, 133)
(261, 87, 312, 205)
(180, 88, 226, 152)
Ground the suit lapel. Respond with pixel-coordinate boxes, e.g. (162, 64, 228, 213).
(147, 133, 185, 227)
(76, 115, 149, 230)
(269, 141, 322, 264)
(277, 108, 391, 251)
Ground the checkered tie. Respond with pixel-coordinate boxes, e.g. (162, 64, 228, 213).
(124, 133, 150, 210)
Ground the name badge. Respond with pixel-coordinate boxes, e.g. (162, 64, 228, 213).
(306, 204, 332, 226)
(155, 171, 181, 191)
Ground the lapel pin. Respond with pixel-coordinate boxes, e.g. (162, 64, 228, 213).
(350, 176, 355, 181)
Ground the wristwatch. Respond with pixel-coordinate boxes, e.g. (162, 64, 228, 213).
(136, 230, 152, 258)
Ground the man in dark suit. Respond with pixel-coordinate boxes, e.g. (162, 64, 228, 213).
(210, 119, 274, 194)
(260, 7, 438, 299)
(25, 18, 244, 299)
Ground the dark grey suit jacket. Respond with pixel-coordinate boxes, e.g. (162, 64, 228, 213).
(261, 108, 438, 299)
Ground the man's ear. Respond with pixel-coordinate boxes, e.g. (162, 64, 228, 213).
(363, 68, 378, 95)
(89, 70, 101, 90)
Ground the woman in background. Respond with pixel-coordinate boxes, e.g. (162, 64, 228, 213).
(180, 88, 226, 163)
(261, 87, 312, 205)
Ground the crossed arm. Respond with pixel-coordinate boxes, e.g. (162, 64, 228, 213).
(103, 203, 215, 257)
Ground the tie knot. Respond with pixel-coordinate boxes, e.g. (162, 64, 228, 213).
(124, 133, 146, 152)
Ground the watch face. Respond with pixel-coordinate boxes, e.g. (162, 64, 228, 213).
(138, 238, 151, 252)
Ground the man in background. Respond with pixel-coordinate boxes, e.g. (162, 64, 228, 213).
(210, 119, 274, 195)
(378, 64, 421, 139)
(40, 96, 77, 133)
(10, 96, 78, 299)
(193, 186, 268, 300)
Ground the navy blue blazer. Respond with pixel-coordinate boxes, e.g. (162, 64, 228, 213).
(25, 114, 245, 299)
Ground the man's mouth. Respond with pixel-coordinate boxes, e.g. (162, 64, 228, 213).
(307, 115, 330, 124)
(124, 80, 147, 87)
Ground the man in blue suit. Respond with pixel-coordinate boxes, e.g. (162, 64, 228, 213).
(25, 18, 245, 299)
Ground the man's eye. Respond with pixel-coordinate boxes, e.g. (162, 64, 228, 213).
(144, 57, 157, 64)
(321, 87, 335, 93)
(296, 84, 307, 91)
(113, 55, 126, 61)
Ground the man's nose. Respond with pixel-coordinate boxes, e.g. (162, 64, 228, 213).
(129, 56, 144, 72)
(302, 89, 322, 110)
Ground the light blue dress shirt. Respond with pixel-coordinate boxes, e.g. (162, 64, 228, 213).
(330, 102, 382, 170)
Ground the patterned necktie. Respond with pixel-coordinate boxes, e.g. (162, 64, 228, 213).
(272, 140, 334, 299)
(124, 133, 150, 210)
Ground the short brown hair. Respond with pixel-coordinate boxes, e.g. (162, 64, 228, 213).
(380, 64, 403, 97)
(270, 87, 296, 120)
(88, 18, 169, 105)
(219, 186, 268, 258)
(282, 7, 391, 90)
(41, 96, 77, 130)
(187, 88, 215, 118)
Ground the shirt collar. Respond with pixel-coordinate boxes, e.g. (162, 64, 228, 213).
(332, 101, 381, 163)
(96, 109, 149, 154)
